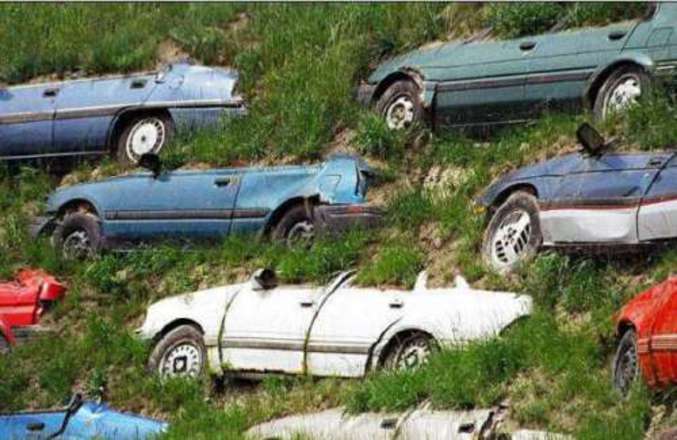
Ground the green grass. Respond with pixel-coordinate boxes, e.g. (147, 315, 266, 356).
(0, 3, 676, 439)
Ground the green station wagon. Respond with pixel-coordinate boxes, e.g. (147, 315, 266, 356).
(358, 3, 677, 130)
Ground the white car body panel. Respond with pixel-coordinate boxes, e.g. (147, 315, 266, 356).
(139, 271, 532, 379)
(540, 207, 638, 245)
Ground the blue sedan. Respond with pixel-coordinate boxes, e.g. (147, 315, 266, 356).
(32, 154, 382, 258)
(478, 124, 677, 272)
(0, 63, 245, 165)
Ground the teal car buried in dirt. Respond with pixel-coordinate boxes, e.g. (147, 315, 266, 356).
(358, 3, 677, 130)
(31, 154, 382, 258)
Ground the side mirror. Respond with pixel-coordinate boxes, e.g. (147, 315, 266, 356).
(251, 268, 278, 291)
(576, 123, 605, 156)
(138, 153, 162, 177)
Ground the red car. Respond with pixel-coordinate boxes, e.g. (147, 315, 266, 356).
(0, 269, 66, 352)
(614, 277, 677, 394)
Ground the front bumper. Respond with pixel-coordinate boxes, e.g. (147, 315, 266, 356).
(355, 83, 377, 107)
(314, 204, 383, 234)
(29, 216, 55, 238)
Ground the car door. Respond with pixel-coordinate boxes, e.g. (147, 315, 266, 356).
(524, 22, 634, 115)
(649, 287, 677, 386)
(220, 285, 320, 374)
(541, 153, 667, 244)
(103, 169, 240, 241)
(0, 83, 55, 158)
(306, 285, 407, 377)
(53, 73, 158, 154)
(638, 153, 677, 240)
(428, 39, 531, 126)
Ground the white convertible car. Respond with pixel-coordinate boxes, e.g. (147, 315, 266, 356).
(138, 269, 532, 378)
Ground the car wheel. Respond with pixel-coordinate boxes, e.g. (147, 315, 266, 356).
(375, 80, 425, 130)
(53, 212, 102, 260)
(482, 191, 542, 273)
(272, 204, 316, 248)
(148, 325, 206, 379)
(383, 333, 436, 371)
(613, 329, 640, 396)
(594, 66, 650, 121)
(116, 114, 174, 166)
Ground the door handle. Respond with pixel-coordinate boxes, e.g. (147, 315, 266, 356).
(608, 31, 627, 41)
(300, 300, 314, 308)
(647, 157, 665, 167)
(43, 88, 59, 98)
(130, 79, 147, 89)
(214, 177, 232, 187)
(389, 299, 404, 309)
(519, 41, 536, 51)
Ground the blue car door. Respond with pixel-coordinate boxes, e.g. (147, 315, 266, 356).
(541, 153, 666, 244)
(0, 83, 56, 158)
(53, 73, 157, 154)
(103, 170, 240, 241)
(637, 153, 677, 241)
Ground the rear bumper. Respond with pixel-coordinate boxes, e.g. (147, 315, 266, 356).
(315, 204, 383, 234)
(29, 216, 55, 238)
(355, 83, 377, 107)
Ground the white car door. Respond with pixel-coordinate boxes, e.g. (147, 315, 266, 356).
(306, 285, 407, 377)
(221, 285, 320, 374)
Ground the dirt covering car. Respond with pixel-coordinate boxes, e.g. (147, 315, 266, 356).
(137, 268, 532, 379)
(613, 277, 676, 395)
(0, 269, 66, 352)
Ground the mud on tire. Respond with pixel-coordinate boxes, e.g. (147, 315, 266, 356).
(271, 204, 316, 248)
(53, 211, 102, 260)
(148, 324, 206, 379)
(375, 79, 425, 130)
(482, 191, 542, 273)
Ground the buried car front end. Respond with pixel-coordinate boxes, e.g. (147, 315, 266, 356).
(313, 155, 384, 234)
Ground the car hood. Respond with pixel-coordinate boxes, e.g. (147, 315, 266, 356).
(368, 41, 464, 83)
(617, 277, 676, 330)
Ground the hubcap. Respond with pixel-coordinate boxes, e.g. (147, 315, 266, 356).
(126, 118, 166, 163)
(605, 74, 642, 117)
(62, 229, 92, 259)
(491, 210, 532, 269)
(617, 343, 638, 393)
(286, 220, 315, 247)
(160, 343, 202, 378)
(385, 95, 415, 130)
(395, 338, 432, 370)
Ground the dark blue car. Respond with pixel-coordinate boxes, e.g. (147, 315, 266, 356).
(0, 63, 245, 165)
(479, 124, 677, 272)
(0, 395, 167, 439)
(32, 155, 381, 258)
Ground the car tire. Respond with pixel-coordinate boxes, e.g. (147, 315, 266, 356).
(375, 80, 425, 130)
(148, 325, 206, 379)
(482, 191, 542, 273)
(382, 332, 436, 371)
(53, 212, 102, 260)
(593, 65, 651, 121)
(612, 329, 640, 396)
(116, 114, 175, 166)
(271, 204, 316, 248)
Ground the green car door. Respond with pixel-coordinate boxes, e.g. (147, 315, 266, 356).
(523, 21, 637, 115)
(428, 39, 532, 126)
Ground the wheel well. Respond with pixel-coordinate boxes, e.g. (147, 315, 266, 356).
(108, 108, 173, 152)
(372, 72, 417, 104)
(586, 61, 647, 109)
(263, 196, 319, 236)
(155, 319, 204, 343)
(57, 199, 98, 219)
(376, 329, 434, 368)
(616, 320, 635, 339)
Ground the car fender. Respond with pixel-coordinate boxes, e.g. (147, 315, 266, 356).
(47, 188, 106, 220)
(478, 178, 543, 210)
